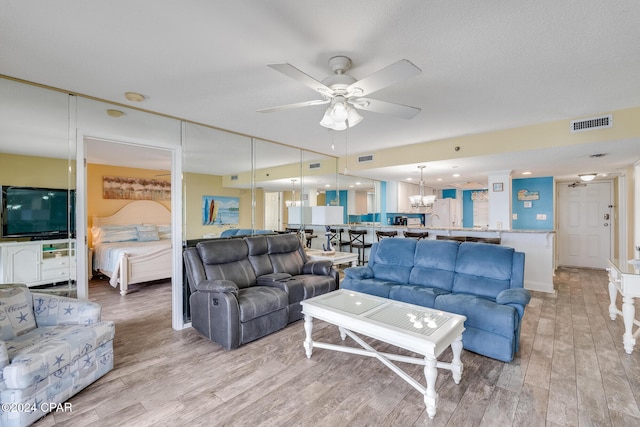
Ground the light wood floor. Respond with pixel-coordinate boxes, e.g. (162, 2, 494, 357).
(34, 268, 640, 427)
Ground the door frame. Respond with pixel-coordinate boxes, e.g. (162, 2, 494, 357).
(556, 179, 615, 268)
(76, 132, 185, 330)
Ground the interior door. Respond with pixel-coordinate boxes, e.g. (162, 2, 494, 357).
(557, 181, 612, 269)
(264, 192, 281, 231)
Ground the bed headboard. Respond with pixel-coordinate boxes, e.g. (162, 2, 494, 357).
(93, 201, 171, 226)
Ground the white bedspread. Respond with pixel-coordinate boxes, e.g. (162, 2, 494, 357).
(93, 240, 171, 287)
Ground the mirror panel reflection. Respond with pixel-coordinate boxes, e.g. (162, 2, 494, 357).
(0, 78, 76, 292)
(0, 76, 383, 326)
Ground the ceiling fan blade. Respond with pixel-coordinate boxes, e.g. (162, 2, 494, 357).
(347, 59, 421, 97)
(268, 63, 334, 97)
(257, 99, 329, 113)
(350, 98, 421, 119)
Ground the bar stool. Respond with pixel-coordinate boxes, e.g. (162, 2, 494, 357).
(349, 229, 372, 266)
(435, 235, 465, 242)
(466, 236, 501, 244)
(328, 228, 349, 250)
(403, 231, 430, 240)
(376, 230, 398, 241)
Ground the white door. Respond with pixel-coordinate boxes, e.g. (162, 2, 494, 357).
(264, 192, 281, 231)
(558, 181, 612, 269)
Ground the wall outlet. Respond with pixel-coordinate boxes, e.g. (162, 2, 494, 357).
(536, 213, 547, 220)
(512, 213, 517, 220)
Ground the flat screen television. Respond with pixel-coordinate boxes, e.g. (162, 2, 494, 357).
(1, 186, 75, 239)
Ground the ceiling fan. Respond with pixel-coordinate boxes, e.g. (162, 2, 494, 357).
(258, 56, 422, 131)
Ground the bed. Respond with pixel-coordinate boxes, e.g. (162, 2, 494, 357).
(91, 200, 172, 295)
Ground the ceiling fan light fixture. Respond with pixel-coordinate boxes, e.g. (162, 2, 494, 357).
(332, 120, 348, 131)
(579, 173, 597, 182)
(346, 107, 363, 127)
(320, 108, 334, 128)
(330, 101, 348, 122)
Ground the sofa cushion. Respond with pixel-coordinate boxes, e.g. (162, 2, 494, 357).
(409, 240, 459, 292)
(3, 321, 115, 389)
(341, 278, 397, 298)
(389, 285, 449, 308)
(370, 239, 417, 284)
(267, 235, 305, 275)
(197, 240, 257, 288)
(237, 287, 288, 323)
(246, 236, 273, 277)
(453, 242, 516, 299)
(434, 293, 518, 339)
(0, 286, 37, 340)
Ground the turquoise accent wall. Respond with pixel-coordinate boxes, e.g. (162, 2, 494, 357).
(325, 190, 348, 223)
(512, 177, 553, 230)
(462, 190, 475, 228)
(442, 189, 457, 199)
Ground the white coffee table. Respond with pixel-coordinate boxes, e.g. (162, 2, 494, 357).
(305, 249, 358, 267)
(301, 290, 465, 419)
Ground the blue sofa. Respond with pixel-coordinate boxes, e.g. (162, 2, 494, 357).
(341, 238, 530, 362)
(219, 229, 274, 238)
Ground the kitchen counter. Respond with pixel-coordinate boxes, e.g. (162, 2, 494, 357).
(323, 224, 556, 294)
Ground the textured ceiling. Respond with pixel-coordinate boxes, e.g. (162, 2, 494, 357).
(1, 0, 639, 188)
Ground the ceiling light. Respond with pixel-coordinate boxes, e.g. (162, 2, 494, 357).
(330, 100, 348, 122)
(452, 173, 460, 177)
(579, 173, 597, 182)
(522, 171, 532, 175)
(125, 92, 145, 102)
(320, 97, 362, 131)
(106, 109, 124, 117)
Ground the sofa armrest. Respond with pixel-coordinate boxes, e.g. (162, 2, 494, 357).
(31, 292, 102, 326)
(302, 260, 334, 276)
(344, 266, 374, 280)
(195, 279, 239, 294)
(496, 288, 531, 306)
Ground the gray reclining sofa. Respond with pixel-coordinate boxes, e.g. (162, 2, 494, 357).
(183, 234, 338, 349)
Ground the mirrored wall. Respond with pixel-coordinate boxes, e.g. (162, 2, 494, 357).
(0, 76, 380, 328)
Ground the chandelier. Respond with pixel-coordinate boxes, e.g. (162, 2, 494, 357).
(285, 179, 301, 207)
(409, 166, 436, 208)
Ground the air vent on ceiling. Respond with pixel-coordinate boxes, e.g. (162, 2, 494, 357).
(230, 175, 238, 181)
(309, 162, 321, 169)
(357, 154, 374, 163)
(570, 114, 612, 133)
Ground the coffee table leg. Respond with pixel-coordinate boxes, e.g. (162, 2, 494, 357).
(424, 355, 438, 419)
(339, 326, 347, 341)
(451, 335, 463, 384)
(303, 314, 314, 358)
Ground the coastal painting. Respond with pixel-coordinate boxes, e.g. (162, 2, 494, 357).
(517, 189, 540, 201)
(203, 196, 239, 225)
(103, 176, 171, 200)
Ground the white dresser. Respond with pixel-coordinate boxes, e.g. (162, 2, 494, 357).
(0, 239, 76, 287)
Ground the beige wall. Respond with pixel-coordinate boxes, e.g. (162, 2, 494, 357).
(0, 153, 70, 188)
(184, 172, 265, 240)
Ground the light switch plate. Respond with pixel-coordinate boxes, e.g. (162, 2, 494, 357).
(512, 214, 518, 220)
(536, 214, 547, 220)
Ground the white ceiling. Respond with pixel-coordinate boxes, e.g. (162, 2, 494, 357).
(1, 1, 639, 189)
